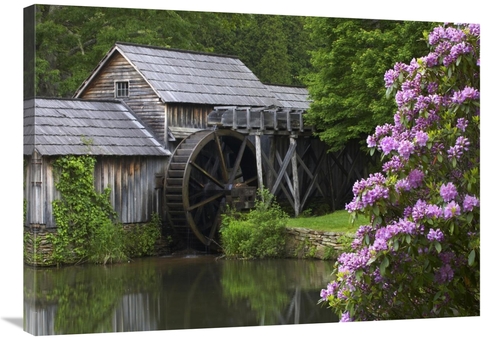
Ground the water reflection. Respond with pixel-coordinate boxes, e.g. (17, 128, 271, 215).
(24, 256, 338, 335)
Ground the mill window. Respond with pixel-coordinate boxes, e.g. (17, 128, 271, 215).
(115, 81, 129, 98)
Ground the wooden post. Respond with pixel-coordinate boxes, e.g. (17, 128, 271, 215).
(266, 135, 276, 188)
(30, 150, 43, 225)
(290, 136, 300, 217)
(255, 132, 264, 192)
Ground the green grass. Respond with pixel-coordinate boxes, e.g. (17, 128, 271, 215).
(286, 210, 369, 233)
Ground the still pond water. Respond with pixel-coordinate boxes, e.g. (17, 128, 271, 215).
(24, 255, 339, 335)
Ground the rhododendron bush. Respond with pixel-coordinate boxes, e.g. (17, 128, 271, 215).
(320, 23, 480, 321)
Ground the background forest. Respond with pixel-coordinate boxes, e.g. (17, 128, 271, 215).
(29, 4, 437, 150)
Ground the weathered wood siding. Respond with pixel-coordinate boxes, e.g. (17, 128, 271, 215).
(24, 153, 167, 229)
(166, 103, 213, 130)
(79, 53, 167, 145)
(93, 156, 166, 223)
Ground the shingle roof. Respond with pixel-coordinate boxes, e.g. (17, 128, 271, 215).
(264, 84, 311, 110)
(24, 98, 170, 156)
(76, 42, 283, 107)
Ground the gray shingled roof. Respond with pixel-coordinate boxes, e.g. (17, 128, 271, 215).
(264, 84, 311, 110)
(76, 42, 283, 107)
(24, 98, 170, 156)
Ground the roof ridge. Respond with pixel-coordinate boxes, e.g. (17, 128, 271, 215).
(115, 41, 241, 60)
(27, 97, 125, 104)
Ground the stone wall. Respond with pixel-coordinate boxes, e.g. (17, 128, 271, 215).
(284, 227, 354, 260)
(24, 227, 56, 266)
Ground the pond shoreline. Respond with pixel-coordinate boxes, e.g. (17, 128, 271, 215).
(23, 226, 350, 267)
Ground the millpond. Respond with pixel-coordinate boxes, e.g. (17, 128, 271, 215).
(24, 255, 339, 335)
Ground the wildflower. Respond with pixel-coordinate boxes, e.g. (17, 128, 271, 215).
(395, 178, 410, 193)
(462, 195, 479, 212)
(435, 264, 454, 284)
(415, 131, 429, 147)
(408, 169, 424, 188)
(384, 69, 398, 87)
(426, 204, 443, 219)
(320, 282, 339, 301)
(380, 136, 398, 155)
(412, 200, 428, 222)
(468, 23, 480, 36)
(423, 53, 439, 68)
(340, 311, 352, 322)
(383, 156, 404, 173)
(427, 228, 444, 242)
(456, 118, 468, 132)
(440, 182, 457, 202)
(444, 201, 461, 219)
(366, 136, 376, 149)
(398, 140, 414, 160)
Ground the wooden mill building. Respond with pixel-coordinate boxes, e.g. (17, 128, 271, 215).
(73, 42, 283, 150)
(24, 42, 370, 260)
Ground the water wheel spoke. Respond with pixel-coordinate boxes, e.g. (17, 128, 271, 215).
(215, 135, 229, 182)
(189, 176, 205, 189)
(187, 192, 225, 212)
(189, 161, 224, 189)
(208, 199, 225, 241)
(241, 175, 258, 186)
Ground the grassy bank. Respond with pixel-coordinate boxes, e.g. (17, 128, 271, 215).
(286, 210, 369, 233)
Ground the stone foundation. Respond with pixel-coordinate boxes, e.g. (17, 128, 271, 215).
(284, 227, 353, 260)
(24, 226, 57, 266)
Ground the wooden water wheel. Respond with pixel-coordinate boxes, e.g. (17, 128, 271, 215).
(165, 129, 258, 250)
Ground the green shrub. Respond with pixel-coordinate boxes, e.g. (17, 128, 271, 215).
(88, 219, 127, 265)
(124, 213, 162, 258)
(220, 189, 288, 259)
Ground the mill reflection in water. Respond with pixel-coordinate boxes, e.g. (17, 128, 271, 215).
(24, 256, 338, 335)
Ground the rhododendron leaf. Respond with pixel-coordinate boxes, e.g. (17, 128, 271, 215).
(468, 250, 476, 266)
(380, 257, 389, 276)
(393, 240, 399, 251)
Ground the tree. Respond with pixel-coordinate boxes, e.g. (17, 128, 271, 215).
(303, 18, 436, 152)
(32, 6, 313, 97)
(320, 23, 480, 321)
(34, 5, 202, 97)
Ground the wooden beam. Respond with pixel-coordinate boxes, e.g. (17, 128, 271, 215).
(270, 140, 296, 196)
(298, 150, 327, 211)
(275, 150, 295, 203)
(290, 137, 300, 217)
(255, 133, 264, 192)
(295, 147, 326, 198)
(261, 150, 294, 208)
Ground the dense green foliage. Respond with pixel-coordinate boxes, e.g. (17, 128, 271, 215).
(123, 213, 162, 258)
(32, 5, 311, 97)
(220, 189, 288, 259)
(303, 18, 437, 151)
(50, 155, 163, 265)
(51, 155, 126, 264)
